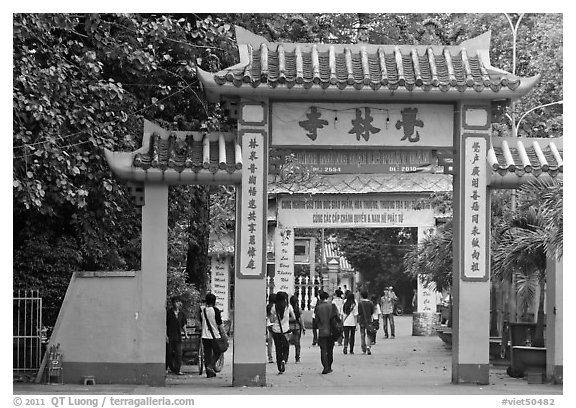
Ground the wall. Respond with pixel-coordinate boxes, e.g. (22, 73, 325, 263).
(45, 271, 165, 385)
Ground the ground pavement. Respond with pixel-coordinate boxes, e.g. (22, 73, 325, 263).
(13, 316, 563, 397)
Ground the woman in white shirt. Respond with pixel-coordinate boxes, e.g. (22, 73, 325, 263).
(331, 289, 345, 346)
(269, 291, 296, 374)
(341, 291, 358, 354)
(201, 293, 223, 378)
(370, 294, 382, 345)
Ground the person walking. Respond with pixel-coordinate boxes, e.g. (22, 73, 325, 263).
(370, 294, 381, 345)
(269, 291, 296, 374)
(310, 291, 320, 346)
(342, 291, 358, 354)
(201, 293, 224, 378)
(266, 293, 277, 364)
(314, 291, 339, 374)
(289, 295, 306, 363)
(331, 289, 345, 346)
(166, 296, 188, 375)
(357, 290, 374, 355)
(380, 286, 398, 339)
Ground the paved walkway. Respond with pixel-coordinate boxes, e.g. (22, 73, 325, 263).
(13, 316, 563, 396)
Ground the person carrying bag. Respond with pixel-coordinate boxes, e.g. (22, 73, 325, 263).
(270, 291, 295, 374)
(358, 290, 375, 355)
(201, 293, 227, 378)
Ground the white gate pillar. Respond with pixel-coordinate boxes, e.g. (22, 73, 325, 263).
(546, 256, 563, 383)
(452, 102, 491, 384)
(141, 183, 168, 385)
(233, 100, 268, 386)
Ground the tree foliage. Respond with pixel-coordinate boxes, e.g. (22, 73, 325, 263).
(13, 13, 233, 325)
(491, 178, 562, 345)
(335, 228, 417, 296)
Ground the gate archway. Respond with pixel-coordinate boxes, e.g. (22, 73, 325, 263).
(45, 25, 562, 387)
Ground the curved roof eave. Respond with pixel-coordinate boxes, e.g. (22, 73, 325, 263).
(197, 67, 540, 103)
(104, 149, 241, 185)
(489, 173, 562, 189)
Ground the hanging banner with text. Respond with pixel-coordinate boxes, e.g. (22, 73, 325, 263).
(277, 194, 434, 228)
(462, 136, 488, 281)
(274, 228, 295, 295)
(211, 256, 230, 320)
(271, 102, 454, 148)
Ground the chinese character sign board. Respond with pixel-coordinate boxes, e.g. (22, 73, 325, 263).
(462, 136, 488, 280)
(274, 228, 295, 295)
(211, 256, 230, 320)
(238, 131, 266, 278)
(271, 103, 453, 148)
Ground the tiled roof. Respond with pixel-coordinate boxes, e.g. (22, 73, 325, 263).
(268, 173, 453, 195)
(488, 137, 563, 188)
(133, 132, 240, 174)
(324, 241, 354, 272)
(104, 120, 242, 185)
(198, 26, 539, 101)
(488, 137, 563, 176)
(209, 233, 235, 256)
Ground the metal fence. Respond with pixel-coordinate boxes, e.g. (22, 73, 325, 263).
(13, 290, 43, 379)
(266, 276, 323, 311)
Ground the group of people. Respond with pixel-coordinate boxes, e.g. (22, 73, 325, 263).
(318, 287, 397, 357)
(166, 293, 226, 379)
(266, 286, 399, 375)
(167, 286, 400, 379)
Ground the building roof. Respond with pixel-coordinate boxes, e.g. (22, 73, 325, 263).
(488, 136, 563, 188)
(324, 240, 354, 272)
(104, 120, 242, 185)
(198, 26, 539, 102)
(105, 122, 561, 191)
(209, 232, 235, 256)
(269, 173, 453, 195)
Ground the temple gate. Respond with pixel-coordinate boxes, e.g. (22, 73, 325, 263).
(44, 26, 562, 387)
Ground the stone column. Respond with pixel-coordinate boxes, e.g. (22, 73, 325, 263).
(327, 258, 340, 294)
(413, 227, 440, 336)
(141, 183, 168, 386)
(451, 102, 491, 384)
(546, 257, 563, 384)
(233, 100, 268, 386)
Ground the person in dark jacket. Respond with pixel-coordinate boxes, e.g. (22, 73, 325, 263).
(166, 296, 188, 375)
(357, 290, 375, 355)
(314, 291, 339, 374)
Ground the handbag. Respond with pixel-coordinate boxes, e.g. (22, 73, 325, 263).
(204, 307, 229, 353)
(329, 305, 344, 342)
(276, 309, 292, 346)
(361, 301, 377, 336)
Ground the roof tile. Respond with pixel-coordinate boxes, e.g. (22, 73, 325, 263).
(213, 40, 525, 94)
(133, 132, 241, 175)
(488, 137, 563, 177)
